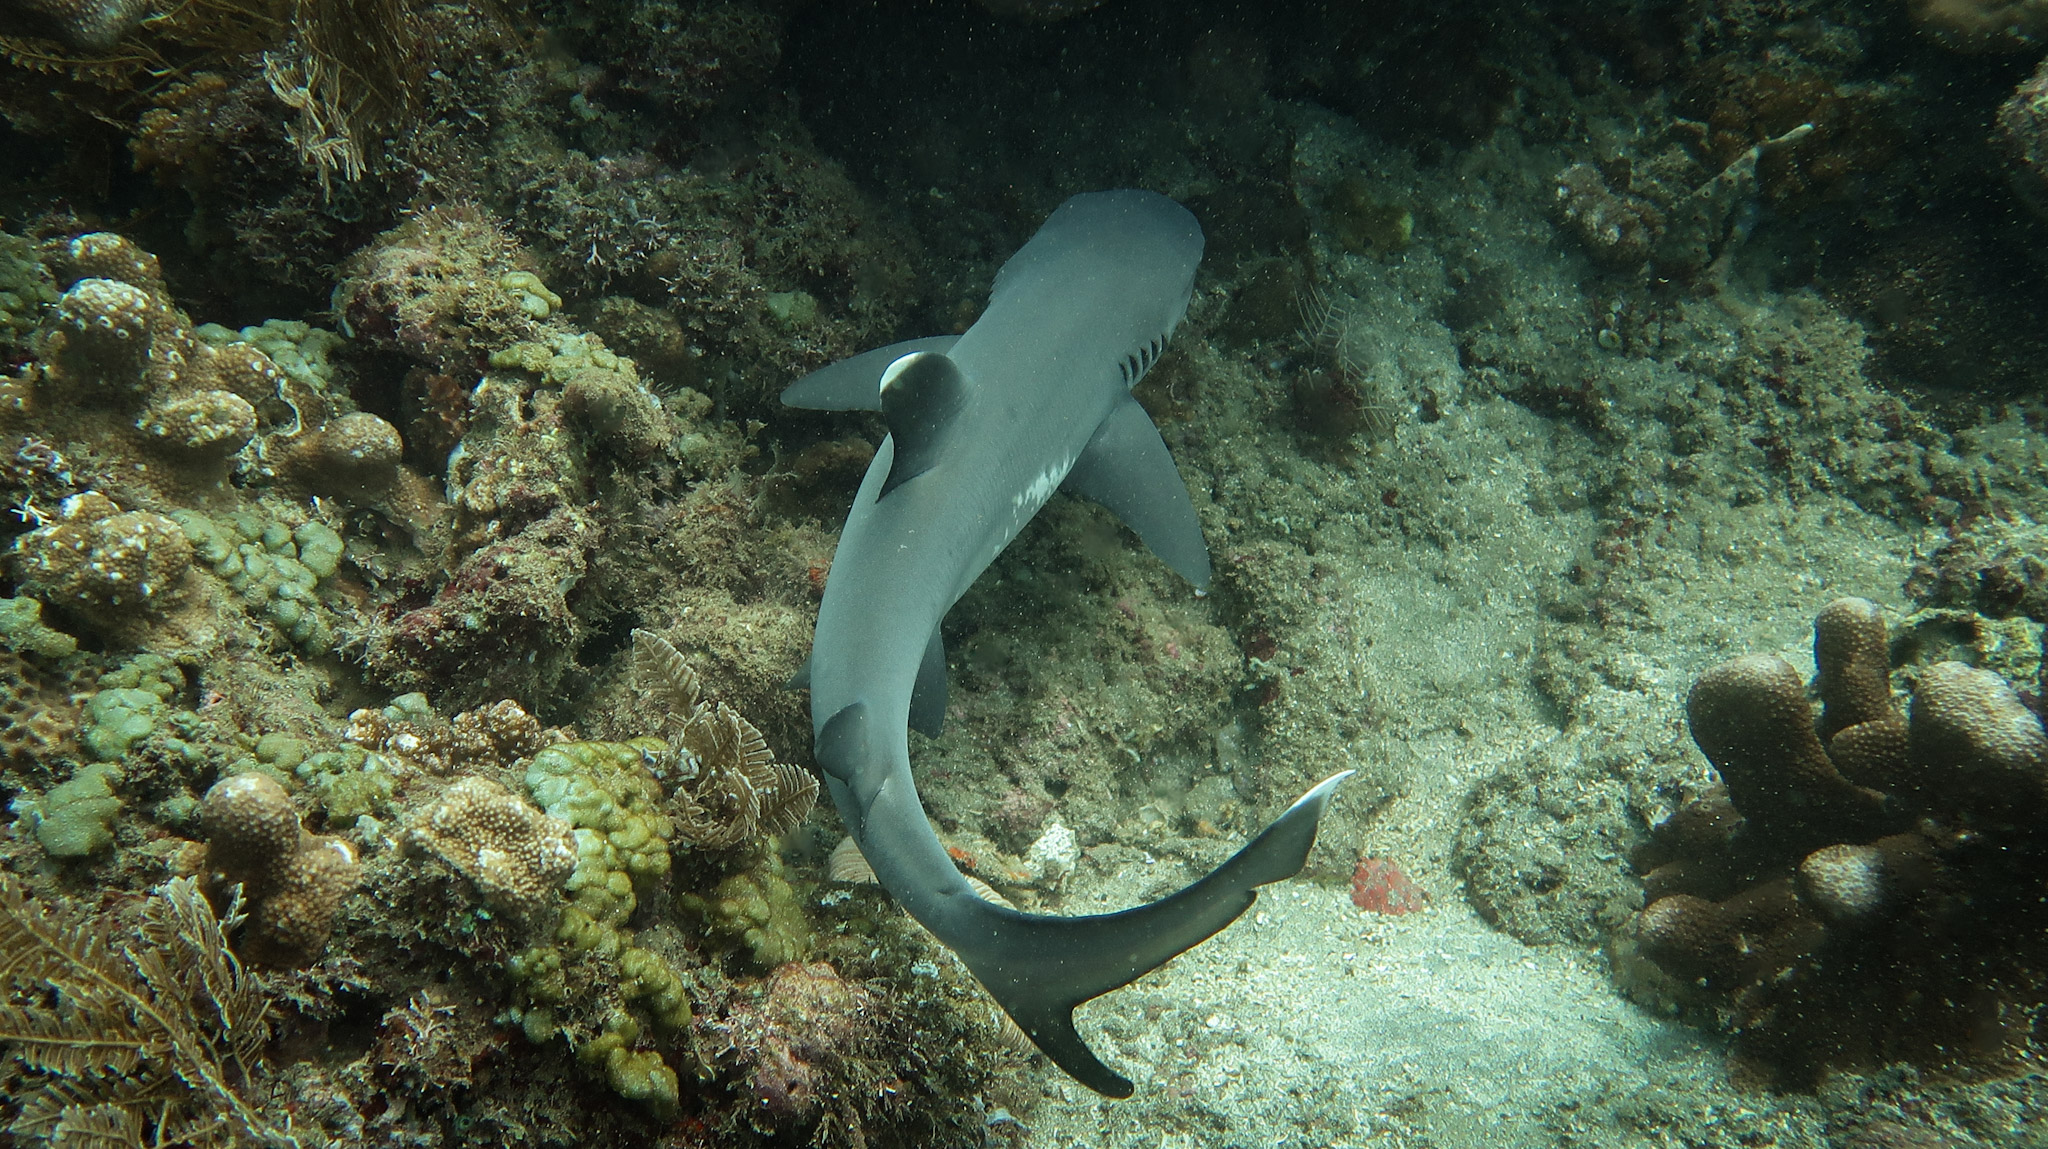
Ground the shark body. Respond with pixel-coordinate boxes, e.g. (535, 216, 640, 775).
(784, 190, 1348, 1097)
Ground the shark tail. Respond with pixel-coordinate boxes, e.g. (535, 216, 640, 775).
(951, 771, 1351, 1097)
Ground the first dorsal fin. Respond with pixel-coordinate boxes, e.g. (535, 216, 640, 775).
(782, 336, 960, 411)
(878, 351, 968, 496)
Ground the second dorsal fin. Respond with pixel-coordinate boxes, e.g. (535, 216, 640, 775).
(878, 351, 968, 496)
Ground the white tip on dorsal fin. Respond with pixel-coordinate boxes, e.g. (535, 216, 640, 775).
(781, 336, 959, 411)
(877, 351, 969, 496)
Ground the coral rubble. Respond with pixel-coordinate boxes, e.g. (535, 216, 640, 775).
(1616, 597, 2048, 1086)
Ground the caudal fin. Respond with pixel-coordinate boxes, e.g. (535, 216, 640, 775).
(949, 771, 1350, 1096)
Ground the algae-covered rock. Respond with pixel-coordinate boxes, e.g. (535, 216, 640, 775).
(0, 596, 78, 659)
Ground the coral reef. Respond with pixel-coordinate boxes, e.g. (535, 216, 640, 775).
(1999, 55, 2048, 220)
(405, 776, 577, 920)
(1616, 597, 2048, 1086)
(333, 205, 557, 385)
(198, 772, 362, 965)
(0, 646, 80, 771)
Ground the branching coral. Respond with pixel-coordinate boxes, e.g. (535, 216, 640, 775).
(0, 873, 297, 1147)
(1616, 597, 2048, 1086)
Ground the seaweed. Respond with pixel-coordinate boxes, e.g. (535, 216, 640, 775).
(0, 874, 300, 1148)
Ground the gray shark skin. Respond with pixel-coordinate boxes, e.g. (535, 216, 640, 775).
(783, 190, 1350, 1098)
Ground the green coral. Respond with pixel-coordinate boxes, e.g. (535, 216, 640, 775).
(34, 761, 123, 857)
(678, 853, 810, 968)
(523, 738, 673, 931)
(486, 330, 633, 387)
(194, 319, 345, 393)
(81, 688, 166, 763)
(0, 597, 78, 659)
(294, 744, 397, 822)
(96, 650, 183, 700)
(580, 1011, 679, 1114)
(173, 509, 343, 650)
(499, 271, 563, 319)
(764, 289, 819, 328)
(619, 945, 692, 1030)
(506, 740, 699, 1112)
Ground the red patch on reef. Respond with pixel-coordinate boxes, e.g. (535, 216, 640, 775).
(1351, 857, 1428, 915)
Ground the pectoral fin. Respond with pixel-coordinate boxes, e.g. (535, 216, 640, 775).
(1062, 394, 1212, 590)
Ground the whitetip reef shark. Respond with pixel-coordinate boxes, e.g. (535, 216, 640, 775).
(783, 189, 1350, 1097)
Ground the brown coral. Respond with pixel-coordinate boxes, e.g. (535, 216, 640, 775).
(407, 776, 577, 920)
(1619, 597, 2048, 1086)
(449, 698, 557, 768)
(38, 238, 285, 418)
(0, 648, 80, 770)
(11, 491, 194, 620)
(1685, 651, 1888, 851)
(198, 773, 362, 965)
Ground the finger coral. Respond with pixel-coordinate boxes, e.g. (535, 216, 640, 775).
(1616, 596, 2048, 1086)
(198, 772, 362, 965)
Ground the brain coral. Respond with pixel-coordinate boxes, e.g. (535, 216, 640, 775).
(1616, 597, 2048, 1086)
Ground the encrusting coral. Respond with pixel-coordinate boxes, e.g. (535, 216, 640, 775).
(1616, 596, 2048, 1085)
(198, 772, 362, 965)
(406, 776, 577, 921)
